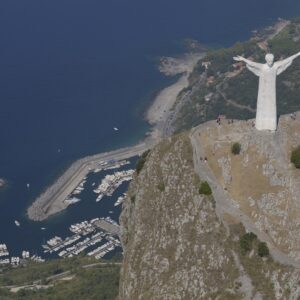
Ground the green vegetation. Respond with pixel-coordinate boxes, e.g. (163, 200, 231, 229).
(0, 257, 120, 300)
(203, 41, 258, 76)
(239, 232, 269, 258)
(173, 20, 300, 133)
(291, 146, 300, 168)
(0, 257, 92, 286)
(136, 150, 151, 175)
(231, 224, 280, 297)
(257, 242, 270, 257)
(239, 232, 257, 254)
(199, 181, 212, 196)
(231, 142, 241, 155)
(157, 182, 165, 192)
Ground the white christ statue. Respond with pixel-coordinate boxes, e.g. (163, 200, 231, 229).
(233, 52, 300, 131)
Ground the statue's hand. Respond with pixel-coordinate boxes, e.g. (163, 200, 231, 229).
(233, 56, 245, 62)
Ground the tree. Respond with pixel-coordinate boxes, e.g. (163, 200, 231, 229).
(199, 181, 212, 195)
(239, 232, 257, 254)
(231, 142, 241, 155)
(257, 242, 269, 257)
(291, 146, 300, 168)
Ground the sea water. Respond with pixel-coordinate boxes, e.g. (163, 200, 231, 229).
(1, 0, 300, 257)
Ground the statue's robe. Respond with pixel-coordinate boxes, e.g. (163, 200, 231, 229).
(246, 58, 292, 131)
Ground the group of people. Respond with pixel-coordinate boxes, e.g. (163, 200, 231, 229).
(200, 157, 208, 163)
(290, 112, 297, 120)
(215, 116, 235, 126)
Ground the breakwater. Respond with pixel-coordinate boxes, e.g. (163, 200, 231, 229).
(27, 140, 153, 221)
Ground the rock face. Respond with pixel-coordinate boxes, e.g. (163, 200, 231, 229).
(192, 112, 300, 262)
(119, 112, 300, 299)
(119, 135, 241, 299)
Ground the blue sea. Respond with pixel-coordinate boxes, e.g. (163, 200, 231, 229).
(1, 0, 300, 258)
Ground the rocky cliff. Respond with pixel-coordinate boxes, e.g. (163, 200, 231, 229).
(119, 112, 300, 300)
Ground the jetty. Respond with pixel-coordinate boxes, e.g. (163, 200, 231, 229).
(27, 140, 154, 221)
(93, 219, 120, 236)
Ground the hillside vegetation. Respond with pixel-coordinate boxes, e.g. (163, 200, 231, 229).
(0, 257, 120, 300)
(172, 19, 300, 132)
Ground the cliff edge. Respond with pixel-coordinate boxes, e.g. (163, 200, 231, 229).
(119, 112, 300, 300)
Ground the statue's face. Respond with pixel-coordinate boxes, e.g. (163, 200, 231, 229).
(265, 54, 274, 67)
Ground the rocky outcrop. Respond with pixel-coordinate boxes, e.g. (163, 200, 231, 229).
(119, 135, 241, 299)
(119, 112, 300, 299)
(192, 112, 300, 262)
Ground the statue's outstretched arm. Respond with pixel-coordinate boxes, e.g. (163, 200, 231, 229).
(276, 51, 300, 75)
(233, 56, 262, 76)
(286, 51, 300, 62)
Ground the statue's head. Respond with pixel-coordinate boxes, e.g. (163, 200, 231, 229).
(265, 53, 274, 67)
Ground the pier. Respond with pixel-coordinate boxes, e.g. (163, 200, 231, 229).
(93, 219, 120, 236)
(42, 217, 121, 259)
(27, 140, 154, 221)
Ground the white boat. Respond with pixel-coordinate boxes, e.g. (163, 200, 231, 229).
(65, 197, 81, 205)
(96, 194, 104, 202)
(14, 220, 20, 227)
(113, 127, 119, 131)
(114, 196, 125, 207)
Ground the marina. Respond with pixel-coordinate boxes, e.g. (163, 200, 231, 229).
(0, 243, 45, 266)
(42, 217, 121, 259)
(0, 217, 122, 266)
(93, 170, 134, 202)
(27, 141, 151, 222)
(0, 155, 137, 262)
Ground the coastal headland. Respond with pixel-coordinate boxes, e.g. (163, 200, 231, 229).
(26, 17, 293, 223)
(27, 53, 202, 221)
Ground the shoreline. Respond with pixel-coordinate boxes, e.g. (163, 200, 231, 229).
(27, 53, 203, 222)
(146, 53, 204, 139)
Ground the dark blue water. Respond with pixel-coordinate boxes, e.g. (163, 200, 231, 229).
(1, 0, 300, 257)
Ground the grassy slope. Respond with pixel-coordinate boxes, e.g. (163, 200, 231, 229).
(0, 257, 120, 300)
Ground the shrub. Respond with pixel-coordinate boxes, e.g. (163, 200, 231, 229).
(157, 182, 165, 192)
(136, 150, 151, 174)
(257, 242, 269, 257)
(199, 181, 212, 195)
(231, 142, 241, 155)
(291, 146, 300, 168)
(239, 232, 257, 254)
